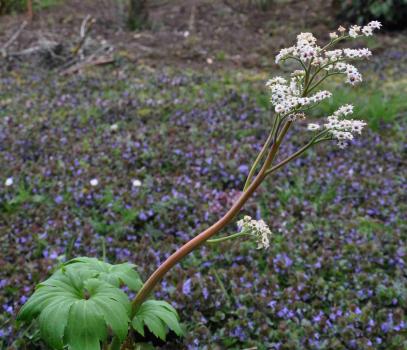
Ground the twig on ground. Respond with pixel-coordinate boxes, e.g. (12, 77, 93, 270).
(1, 21, 28, 57)
(59, 54, 114, 76)
(7, 39, 60, 57)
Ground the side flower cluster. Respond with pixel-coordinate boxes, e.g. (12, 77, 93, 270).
(307, 104, 367, 149)
(237, 216, 271, 249)
(266, 77, 331, 114)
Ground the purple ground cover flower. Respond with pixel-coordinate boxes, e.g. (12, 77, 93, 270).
(0, 62, 405, 349)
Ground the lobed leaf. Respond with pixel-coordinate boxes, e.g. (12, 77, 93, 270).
(65, 257, 143, 292)
(132, 299, 183, 341)
(18, 266, 131, 350)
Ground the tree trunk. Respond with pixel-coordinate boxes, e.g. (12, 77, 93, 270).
(128, 0, 149, 30)
(27, 0, 33, 21)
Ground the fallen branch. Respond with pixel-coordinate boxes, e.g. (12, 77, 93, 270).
(1, 21, 28, 57)
(7, 39, 60, 57)
(71, 15, 96, 58)
(60, 54, 114, 76)
(2, 14, 114, 75)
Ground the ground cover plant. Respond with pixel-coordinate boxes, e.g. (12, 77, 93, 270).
(1, 17, 406, 350)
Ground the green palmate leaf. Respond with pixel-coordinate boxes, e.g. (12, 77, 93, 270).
(65, 299, 107, 350)
(18, 267, 131, 350)
(143, 313, 167, 340)
(132, 300, 183, 341)
(132, 316, 145, 337)
(38, 299, 72, 349)
(65, 257, 143, 292)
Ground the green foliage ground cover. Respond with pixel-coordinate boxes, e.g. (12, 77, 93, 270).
(0, 60, 406, 349)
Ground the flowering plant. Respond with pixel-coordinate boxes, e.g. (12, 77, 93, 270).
(18, 22, 382, 349)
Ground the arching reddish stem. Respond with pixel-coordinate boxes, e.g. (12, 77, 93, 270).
(130, 122, 292, 315)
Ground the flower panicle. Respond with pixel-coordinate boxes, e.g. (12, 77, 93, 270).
(268, 21, 381, 149)
(237, 216, 272, 250)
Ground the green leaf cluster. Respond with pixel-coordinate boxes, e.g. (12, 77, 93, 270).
(65, 257, 143, 292)
(132, 300, 184, 341)
(17, 257, 142, 350)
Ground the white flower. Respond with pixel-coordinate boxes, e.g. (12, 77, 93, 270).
(349, 25, 361, 38)
(287, 112, 305, 121)
(275, 47, 295, 64)
(275, 104, 285, 113)
(338, 64, 363, 85)
(343, 48, 372, 59)
(332, 130, 353, 140)
(110, 124, 119, 131)
(5, 177, 13, 186)
(266, 77, 287, 87)
(325, 49, 343, 61)
(329, 32, 338, 39)
(90, 178, 99, 187)
(322, 105, 367, 148)
(309, 90, 332, 103)
(298, 45, 318, 61)
(308, 123, 320, 130)
(337, 140, 348, 149)
(334, 104, 354, 116)
(362, 26, 373, 36)
(237, 216, 271, 250)
(132, 179, 142, 187)
(346, 70, 363, 85)
(291, 70, 305, 77)
(297, 32, 317, 45)
(367, 21, 382, 30)
(350, 120, 366, 134)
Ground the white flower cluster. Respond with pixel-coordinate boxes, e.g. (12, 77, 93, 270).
(330, 62, 363, 85)
(275, 22, 380, 65)
(307, 104, 367, 149)
(343, 48, 372, 59)
(321, 48, 372, 85)
(273, 22, 381, 93)
(349, 21, 382, 38)
(275, 32, 320, 64)
(268, 23, 380, 148)
(266, 77, 331, 114)
(237, 215, 271, 249)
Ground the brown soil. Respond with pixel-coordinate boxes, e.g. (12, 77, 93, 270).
(0, 0, 406, 70)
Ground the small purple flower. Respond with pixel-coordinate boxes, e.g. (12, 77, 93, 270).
(268, 300, 277, 309)
(138, 212, 148, 221)
(238, 164, 249, 174)
(354, 307, 362, 315)
(202, 287, 209, 300)
(381, 322, 391, 333)
(182, 278, 192, 296)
